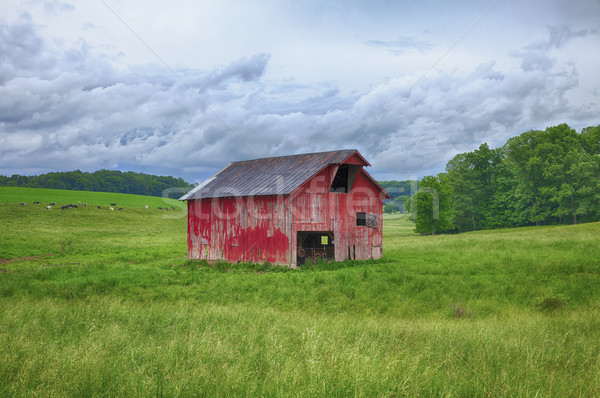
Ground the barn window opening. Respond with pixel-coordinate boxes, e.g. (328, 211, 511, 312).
(356, 212, 378, 228)
(330, 164, 360, 193)
(356, 212, 367, 226)
(330, 165, 349, 192)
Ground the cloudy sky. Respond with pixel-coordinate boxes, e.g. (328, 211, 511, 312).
(1, 0, 599, 183)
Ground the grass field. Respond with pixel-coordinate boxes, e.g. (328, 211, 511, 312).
(1, 187, 599, 396)
(0, 186, 184, 210)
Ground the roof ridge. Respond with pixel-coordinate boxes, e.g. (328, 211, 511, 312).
(231, 149, 357, 163)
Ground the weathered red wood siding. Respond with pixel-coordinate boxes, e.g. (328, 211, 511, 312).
(187, 163, 385, 266)
(188, 195, 291, 264)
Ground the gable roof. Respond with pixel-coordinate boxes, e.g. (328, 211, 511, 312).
(181, 149, 376, 200)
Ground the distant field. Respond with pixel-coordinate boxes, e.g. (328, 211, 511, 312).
(0, 186, 182, 209)
(382, 213, 415, 237)
(0, 188, 599, 396)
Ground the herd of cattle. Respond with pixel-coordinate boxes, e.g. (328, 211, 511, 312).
(17, 202, 177, 211)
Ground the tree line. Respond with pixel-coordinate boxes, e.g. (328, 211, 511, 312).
(0, 169, 195, 198)
(406, 123, 600, 235)
(378, 180, 417, 214)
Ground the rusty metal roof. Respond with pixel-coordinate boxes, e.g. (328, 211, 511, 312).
(181, 149, 364, 200)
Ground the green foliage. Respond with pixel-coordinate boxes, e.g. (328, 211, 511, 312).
(415, 123, 600, 233)
(0, 169, 195, 197)
(378, 180, 417, 213)
(1, 189, 600, 396)
(378, 180, 417, 200)
(504, 123, 600, 226)
(406, 174, 454, 235)
(445, 143, 504, 231)
(581, 125, 600, 154)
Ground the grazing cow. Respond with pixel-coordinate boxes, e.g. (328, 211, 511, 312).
(145, 205, 149, 209)
(118, 207, 124, 211)
(82, 203, 87, 207)
(50, 202, 56, 206)
(164, 207, 168, 211)
(171, 207, 175, 210)
(18, 203, 27, 206)
(78, 201, 82, 206)
(110, 207, 114, 211)
(47, 205, 52, 210)
(33, 201, 41, 204)
(110, 203, 116, 206)
(158, 207, 162, 210)
(97, 206, 101, 210)
(61, 205, 68, 209)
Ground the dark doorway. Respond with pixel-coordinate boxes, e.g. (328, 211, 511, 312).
(297, 231, 334, 266)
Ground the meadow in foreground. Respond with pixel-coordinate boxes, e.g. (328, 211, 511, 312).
(0, 187, 599, 397)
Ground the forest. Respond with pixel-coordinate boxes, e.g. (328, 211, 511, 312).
(406, 123, 600, 234)
(0, 169, 195, 198)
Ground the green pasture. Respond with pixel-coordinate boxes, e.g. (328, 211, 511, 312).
(0, 187, 599, 397)
(0, 186, 182, 209)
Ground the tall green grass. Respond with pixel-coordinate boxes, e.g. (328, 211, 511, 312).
(1, 188, 599, 396)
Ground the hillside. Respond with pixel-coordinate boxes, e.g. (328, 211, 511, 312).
(377, 180, 417, 213)
(0, 188, 599, 396)
(0, 169, 195, 197)
(0, 187, 183, 209)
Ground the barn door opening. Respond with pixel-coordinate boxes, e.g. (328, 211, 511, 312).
(297, 231, 334, 266)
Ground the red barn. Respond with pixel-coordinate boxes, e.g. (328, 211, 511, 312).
(180, 149, 390, 267)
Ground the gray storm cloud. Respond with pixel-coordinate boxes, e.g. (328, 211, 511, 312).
(0, 15, 598, 182)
